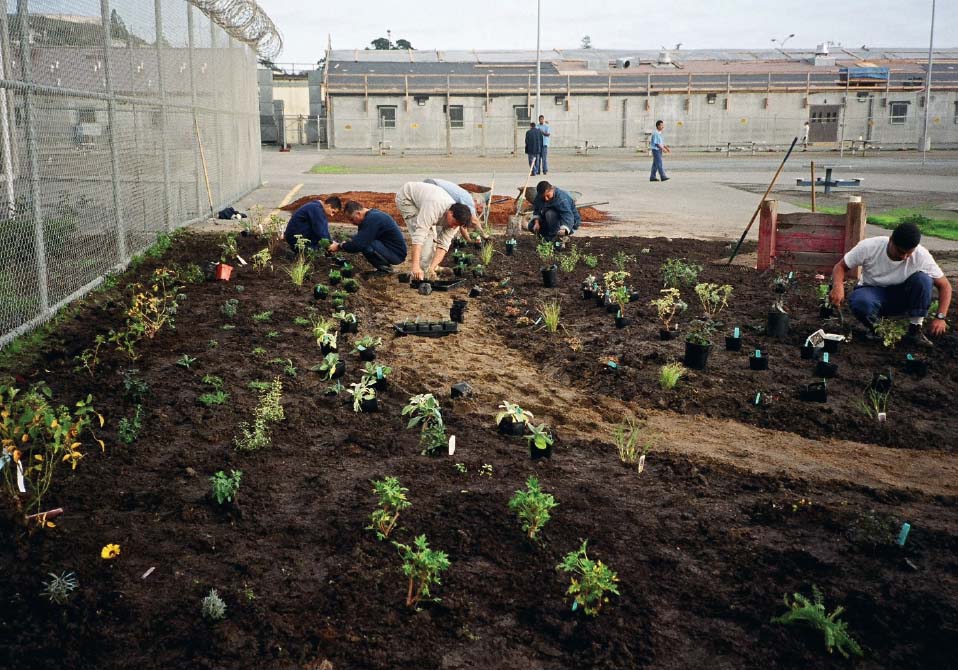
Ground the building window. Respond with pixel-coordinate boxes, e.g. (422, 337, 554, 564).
(514, 105, 531, 128)
(78, 108, 97, 123)
(377, 106, 397, 129)
(889, 101, 909, 125)
(954, 101, 958, 124)
(443, 105, 464, 129)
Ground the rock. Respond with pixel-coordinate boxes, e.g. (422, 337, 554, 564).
(185, 467, 197, 477)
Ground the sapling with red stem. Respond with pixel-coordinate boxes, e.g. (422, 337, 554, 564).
(394, 534, 450, 608)
(368, 476, 411, 540)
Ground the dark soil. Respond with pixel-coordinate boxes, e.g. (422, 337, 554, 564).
(1, 232, 957, 670)
(476, 236, 958, 451)
(281, 186, 611, 228)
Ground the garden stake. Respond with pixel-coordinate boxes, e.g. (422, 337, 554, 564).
(898, 522, 911, 547)
(823, 353, 830, 363)
(754, 392, 762, 405)
(727, 137, 798, 265)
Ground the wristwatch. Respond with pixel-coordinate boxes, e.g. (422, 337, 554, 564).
(935, 312, 946, 320)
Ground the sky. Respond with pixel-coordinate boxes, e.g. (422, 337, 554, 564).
(256, 0, 957, 65)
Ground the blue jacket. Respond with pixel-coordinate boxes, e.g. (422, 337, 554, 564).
(285, 202, 330, 247)
(524, 127, 544, 156)
(341, 209, 408, 261)
(529, 187, 581, 232)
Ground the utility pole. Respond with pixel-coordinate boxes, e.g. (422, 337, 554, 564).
(535, 0, 541, 117)
(920, 0, 936, 165)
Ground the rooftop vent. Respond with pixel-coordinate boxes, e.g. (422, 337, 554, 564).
(657, 50, 672, 65)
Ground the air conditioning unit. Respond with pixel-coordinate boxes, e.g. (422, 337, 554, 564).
(614, 57, 634, 69)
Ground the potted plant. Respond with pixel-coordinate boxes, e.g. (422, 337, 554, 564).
(748, 348, 769, 371)
(450, 299, 467, 324)
(441, 320, 459, 333)
(694, 283, 733, 321)
(613, 286, 631, 328)
(684, 320, 715, 370)
(767, 303, 790, 338)
(505, 238, 517, 256)
(816, 283, 834, 318)
(398, 272, 411, 283)
(472, 264, 484, 278)
(340, 262, 354, 278)
(800, 381, 828, 402)
(333, 310, 358, 333)
(524, 422, 554, 460)
(495, 401, 533, 436)
(347, 378, 377, 413)
(216, 233, 238, 280)
(603, 271, 630, 319)
(815, 352, 839, 378)
(328, 269, 342, 286)
(352, 335, 382, 362)
(342, 278, 360, 293)
(313, 283, 329, 299)
(362, 362, 392, 391)
(726, 327, 742, 351)
(650, 288, 687, 340)
(315, 352, 345, 381)
(453, 262, 468, 278)
(582, 275, 597, 300)
(904, 353, 929, 377)
(312, 317, 338, 354)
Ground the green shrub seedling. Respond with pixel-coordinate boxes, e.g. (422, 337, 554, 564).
(772, 585, 863, 659)
(508, 476, 558, 541)
(556, 540, 620, 616)
(368, 476, 411, 540)
(394, 535, 450, 608)
(209, 470, 242, 505)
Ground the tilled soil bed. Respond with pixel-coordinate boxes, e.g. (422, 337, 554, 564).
(475, 236, 958, 451)
(1, 232, 956, 670)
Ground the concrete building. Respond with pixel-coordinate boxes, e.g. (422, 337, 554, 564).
(312, 46, 958, 154)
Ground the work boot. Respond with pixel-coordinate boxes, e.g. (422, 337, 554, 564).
(374, 265, 394, 275)
(903, 323, 933, 348)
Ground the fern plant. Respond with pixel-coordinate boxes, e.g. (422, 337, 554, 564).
(772, 586, 863, 659)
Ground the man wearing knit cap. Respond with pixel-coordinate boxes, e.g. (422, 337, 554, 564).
(829, 222, 952, 346)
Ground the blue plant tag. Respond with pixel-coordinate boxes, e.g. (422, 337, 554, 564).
(376, 367, 383, 380)
(898, 522, 911, 546)
(607, 361, 618, 369)
(571, 601, 578, 611)
(823, 352, 830, 363)
(734, 327, 740, 338)
(906, 354, 914, 361)
(755, 349, 762, 358)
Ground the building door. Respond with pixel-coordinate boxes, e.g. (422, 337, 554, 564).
(808, 105, 840, 142)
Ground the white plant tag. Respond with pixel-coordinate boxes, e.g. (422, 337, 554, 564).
(141, 566, 156, 580)
(16, 461, 26, 493)
(637, 454, 646, 474)
(877, 412, 887, 423)
(448, 435, 456, 456)
(236, 254, 248, 266)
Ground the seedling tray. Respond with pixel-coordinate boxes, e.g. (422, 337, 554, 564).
(409, 279, 465, 291)
(394, 320, 460, 337)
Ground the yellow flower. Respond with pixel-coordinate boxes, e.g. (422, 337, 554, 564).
(101, 543, 121, 560)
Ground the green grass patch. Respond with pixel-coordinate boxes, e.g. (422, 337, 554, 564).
(794, 204, 958, 241)
(308, 165, 353, 174)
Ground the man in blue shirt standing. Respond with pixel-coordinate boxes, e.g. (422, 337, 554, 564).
(524, 123, 543, 176)
(649, 120, 670, 182)
(537, 115, 551, 175)
(329, 201, 408, 273)
(527, 180, 580, 242)
(284, 196, 342, 249)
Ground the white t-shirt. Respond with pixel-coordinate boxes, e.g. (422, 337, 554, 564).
(843, 237, 943, 287)
(396, 182, 458, 250)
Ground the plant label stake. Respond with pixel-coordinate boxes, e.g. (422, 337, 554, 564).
(376, 366, 384, 380)
(898, 522, 911, 547)
(236, 254, 248, 266)
(822, 352, 830, 363)
(734, 327, 740, 338)
(448, 435, 456, 456)
(755, 392, 762, 405)
(637, 453, 646, 474)
(571, 601, 578, 612)
(16, 460, 26, 493)
(755, 349, 762, 358)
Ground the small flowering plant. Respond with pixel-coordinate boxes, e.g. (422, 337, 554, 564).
(101, 543, 121, 560)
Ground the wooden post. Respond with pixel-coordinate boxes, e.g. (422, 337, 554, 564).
(606, 73, 611, 111)
(845, 199, 866, 280)
(810, 161, 816, 212)
(363, 75, 368, 112)
(756, 199, 778, 270)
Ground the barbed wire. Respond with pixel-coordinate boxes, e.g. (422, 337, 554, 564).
(190, 0, 283, 59)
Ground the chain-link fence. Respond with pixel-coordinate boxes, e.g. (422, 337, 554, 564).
(0, 0, 265, 345)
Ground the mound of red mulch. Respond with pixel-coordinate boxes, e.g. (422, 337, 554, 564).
(280, 186, 610, 228)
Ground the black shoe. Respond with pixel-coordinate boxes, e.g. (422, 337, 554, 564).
(650, 178, 659, 182)
(374, 265, 394, 275)
(661, 177, 671, 181)
(903, 324, 933, 348)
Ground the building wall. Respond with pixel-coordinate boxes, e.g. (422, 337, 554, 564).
(325, 89, 958, 152)
(273, 80, 310, 117)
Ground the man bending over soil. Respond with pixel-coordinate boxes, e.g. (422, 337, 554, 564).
(395, 181, 473, 281)
(329, 201, 407, 274)
(528, 180, 581, 242)
(284, 196, 342, 250)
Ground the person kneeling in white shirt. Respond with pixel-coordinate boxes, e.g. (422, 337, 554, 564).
(829, 222, 952, 347)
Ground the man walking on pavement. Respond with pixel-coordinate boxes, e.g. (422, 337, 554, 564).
(649, 120, 670, 182)
(829, 222, 951, 347)
(394, 181, 473, 281)
(524, 122, 543, 176)
(537, 115, 551, 175)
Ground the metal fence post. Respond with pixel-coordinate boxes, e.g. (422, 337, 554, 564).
(186, 5, 204, 216)
(100, 0, 128, 263)
(16, 0, 49, 314)
(154, 0, 174, 231)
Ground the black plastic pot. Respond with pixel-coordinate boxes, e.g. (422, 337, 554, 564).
(660, 327, 679, 341)
(442, 321, 459, 333)
(203, 261, 218, 281)
(615, 316, 632, 328)
(823, 339, 840, 354)
(498, 418, 526, 436)
(582, 288, 593, 300)
(341, 267, 354, 279)
(340, 319, 358, 334)
(451, 382, 472, 398)
(359, 348, 377, 362)
(452, 299, 468, 310)
(429, 323, 444, 333)
(530, 442, 553, 460)
(605, 301, 619, 314)
(333, 256, 347, 267)
(684, 341, 712, 370)
(313, 285, 328, 299)
(328, 276, 341, 286)
(725, 335, 742, 352)
(800, 382, 828, 402)
(398, 272, 411, 283)
(749, 354, 769, 371)
(402, 321, 417, 333)
(904, 356, 929, 377)
(820, 306, 834, 319)
(360, 398, 378, 413)
(766, 311, 790, 338)
(416, 323, 432, 333)
(629, 292, 641, 303)
(505, 242, 516, 256)
(330, 361, 346, 379)
(800, 344, 817, 360)
(450, 309, 464, 324)
(469, 286, 482, 298)
(816, 361, 839, 378)
(453, 267, 465, 278)
(344, 283, 359, 294)
(594, 294, 606, 308)
(541, 265, 558, 288)
(320, 342, 337, 355)
(372, 376, 389, 392)
(418, 282, 432, 295)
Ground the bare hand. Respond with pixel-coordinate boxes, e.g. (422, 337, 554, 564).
(532, 221, 540, 233)
(328, 242, 339, 253)
(829, 284, 845, 307)
(930, 318, 947, 337)
(411, 268, 424, 281)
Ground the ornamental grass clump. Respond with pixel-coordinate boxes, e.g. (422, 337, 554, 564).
(508, 476, 558, 541)
(368, 476, 411, 540)
(772, 585, 862, 659)
(394, 534, 450, 609)
(402, 393, 446, 455)
(234, 378, 284, 451)
(659, 362, 686, 390)
(556, 540, 620, 616)
(612, 417, 647, 465)
(539, 300, 561, 333)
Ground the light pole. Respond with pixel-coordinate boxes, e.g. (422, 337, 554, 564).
(921, 0, 936, 164)
(535, 0, 541, 118)
(771, 33, 795, 58)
